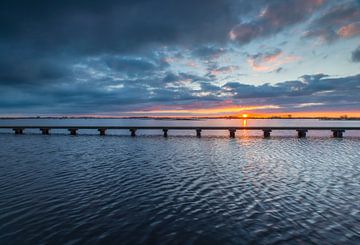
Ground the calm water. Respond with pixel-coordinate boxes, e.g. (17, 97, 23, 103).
(0, 119, 360, 244)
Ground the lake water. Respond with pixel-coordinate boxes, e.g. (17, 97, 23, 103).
(0, 119, 359, 244)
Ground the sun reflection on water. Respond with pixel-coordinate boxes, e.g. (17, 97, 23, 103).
(242, 119, 247, 127)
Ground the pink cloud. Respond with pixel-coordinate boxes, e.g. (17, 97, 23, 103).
(337, 22, 360, 38)
(247, 51, 300, 72)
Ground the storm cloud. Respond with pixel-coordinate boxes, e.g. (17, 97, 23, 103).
(1, 0, 241, 54)
(0, 0, 359, 115)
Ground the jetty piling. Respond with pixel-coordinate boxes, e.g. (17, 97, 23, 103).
(130, 128, 137, 137)
(297, 129, 308, 138)
(263, 129, 272, 138)
(98, 128, 106, 136)
(40, 128, 50, 135)
(68, 128, 78, 136)
(229, 129, 236, 138)
(163, 129, 168, 137)
(332, 129, 345, 138)
(12, 128, 24, 134)
(196, 129, 202, 137)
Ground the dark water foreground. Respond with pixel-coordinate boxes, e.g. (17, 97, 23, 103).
(0, 134, 359, 244)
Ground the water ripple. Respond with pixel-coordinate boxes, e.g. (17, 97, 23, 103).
(0, 135, 359, 244)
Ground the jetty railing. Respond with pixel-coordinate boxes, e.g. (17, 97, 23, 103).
(1, 126, 360, 138)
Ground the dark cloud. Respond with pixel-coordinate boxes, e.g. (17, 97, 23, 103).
(106, 58, 156, 72)
(223, 74, 360, 109)
(103, 56, 169, 78)
(1, 0, 242, 55)
(192, 46, 226, 59)
(351, 46, 360, 62)
(229, 0, 325, 44)
(0, 0, 358, 115)
(200, 82, 221, 92)
(0, 42, 73, 87)
(1, 68, 359, 114)
(304, 1, 360, 42)
(0, 0, 242, 112)
(224, 74, 332, 99)
(162, 72, 210, 84)
(0, 58, 69, 86)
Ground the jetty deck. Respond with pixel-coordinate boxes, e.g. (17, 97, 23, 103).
(1, 126, 360, 138)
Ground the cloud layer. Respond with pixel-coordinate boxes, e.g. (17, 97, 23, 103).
(0, 0, 359, 115)
(229, 0, 325, 43)
(303, 1, 360, 42)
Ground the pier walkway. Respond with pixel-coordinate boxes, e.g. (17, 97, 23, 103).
(1, 126, 360, 138)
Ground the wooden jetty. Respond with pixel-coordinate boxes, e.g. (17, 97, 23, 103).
(1, 126, 360, 138)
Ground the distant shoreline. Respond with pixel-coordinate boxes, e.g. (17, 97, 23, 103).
(0, 116, 359, 121)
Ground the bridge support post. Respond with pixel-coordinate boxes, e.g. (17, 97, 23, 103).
(40, 128, 50, 135)
(332, 130, 344, 138)
(130, 128, 137, 137)
(13, 128, 24, 134)
(263, 129, 272, 138)
(297, 129, 308, 138)
(163, 129, 168, 137)
(98, 128, 106, 136)
(229, 129, 236, 138)
(68, 128, 78, 136)
(196, 129, 202, 138)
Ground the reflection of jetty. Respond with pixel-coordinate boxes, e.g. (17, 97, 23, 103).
(1, 126, 360, 138)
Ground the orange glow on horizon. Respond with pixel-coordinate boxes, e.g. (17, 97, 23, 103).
(257, 111, 360, 118)
(129, 105, 280, 115)
(75, 109, 360, 119)
(128, 105, 360, 118)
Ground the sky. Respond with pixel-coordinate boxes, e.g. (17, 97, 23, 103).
(0, 0, 360, 117)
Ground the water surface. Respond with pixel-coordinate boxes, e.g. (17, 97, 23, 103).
(0, 119, 359, 244)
